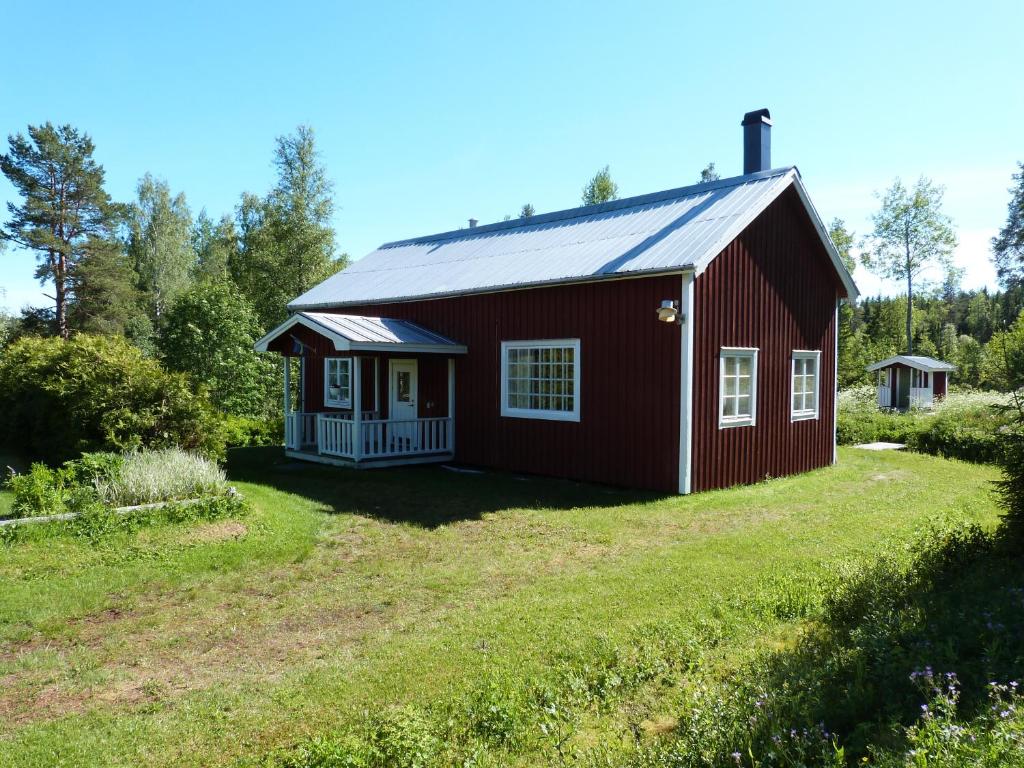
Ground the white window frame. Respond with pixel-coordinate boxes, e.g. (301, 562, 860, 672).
(791, 350, 821, 422)
(324, 357, 353, 409)
(500, 339, 581, 422)
(718, 347, 758, 429)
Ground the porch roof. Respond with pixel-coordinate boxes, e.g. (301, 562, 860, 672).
(254, 312, 468, 355)
(866, 355, 956, 373)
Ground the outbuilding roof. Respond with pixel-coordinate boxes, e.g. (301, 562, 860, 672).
(288, 167, 858, 310)
(254, 312, 467, 354)
(866, 355, 957, 373)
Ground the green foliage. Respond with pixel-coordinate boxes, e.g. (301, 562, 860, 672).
(519, 203, 535, 219)
(127, 173, 196, 323)
(861, 177, 957, 354)
(699, 163, 720, 183)
(230, 126, 346, 329)
(993, 161, 1024, 290)
(223, 414, 284, 447)
(0, 334, 225, 463)
(4, 462, 76, 518)
(192, 209, 238, 281)
(0, 122, 122, 338)
(837, 387, 1014, 463)
(159, 280, 276, 417)
(581, 165, 619, 206)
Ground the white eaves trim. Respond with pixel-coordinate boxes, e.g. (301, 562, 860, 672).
(865, 355, 957, 373)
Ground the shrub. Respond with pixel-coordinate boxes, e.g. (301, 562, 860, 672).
(223, 414, 284, 448)
(837, 388, 1015, 463)
(5, 462, 76, 518)
(95, 448, 227, 507)
(0, 333, 226, 464)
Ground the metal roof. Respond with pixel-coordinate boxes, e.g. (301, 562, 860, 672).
(289, 167, 858, 310)
(254, 312, 467, 354)
(866, 355, 956, 373)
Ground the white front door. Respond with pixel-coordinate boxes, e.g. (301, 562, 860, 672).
(389, 359, 419, 451)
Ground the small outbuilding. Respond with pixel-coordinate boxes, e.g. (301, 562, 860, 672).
(866, 355, 956, 410)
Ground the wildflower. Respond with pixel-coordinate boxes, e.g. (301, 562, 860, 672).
(731, 751, 742, 765)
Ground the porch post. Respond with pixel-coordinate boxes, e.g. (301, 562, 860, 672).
(283, 357, 292, 450)
(352, 356, 362, 461)
(448, 357, 455, 454)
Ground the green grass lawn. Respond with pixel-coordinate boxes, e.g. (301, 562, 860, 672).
(0, 447, 1003, 767)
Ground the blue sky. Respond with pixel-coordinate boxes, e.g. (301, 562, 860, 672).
(1, 0, 1020, 313)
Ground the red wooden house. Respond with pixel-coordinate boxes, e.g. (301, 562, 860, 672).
(256, 109, 858, 493)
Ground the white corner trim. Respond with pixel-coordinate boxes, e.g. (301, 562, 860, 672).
(678, 273, 695, 494)
(832, 301, 839, 464)
(499, 339, 581, 422)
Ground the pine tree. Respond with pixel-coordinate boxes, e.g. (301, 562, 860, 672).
(0, 123, 121, 338)
(993, 162, 1024, 290)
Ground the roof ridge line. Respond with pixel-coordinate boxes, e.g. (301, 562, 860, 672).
(379, 167, 797, 248)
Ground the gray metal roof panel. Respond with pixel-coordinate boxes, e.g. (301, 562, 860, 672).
(289, 167, 854, 309)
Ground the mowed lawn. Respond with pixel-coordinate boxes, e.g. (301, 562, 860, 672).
(0, 447, 1002, 767)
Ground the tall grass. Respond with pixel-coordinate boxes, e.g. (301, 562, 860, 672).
(95, 448, 227, 507)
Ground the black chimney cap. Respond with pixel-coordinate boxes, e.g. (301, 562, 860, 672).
(741, 108, 772, 126)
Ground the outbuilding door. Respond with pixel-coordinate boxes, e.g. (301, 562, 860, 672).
(896, 368, 911, 410)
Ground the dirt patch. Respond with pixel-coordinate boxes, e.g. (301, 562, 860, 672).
(182, 520, 248, 545)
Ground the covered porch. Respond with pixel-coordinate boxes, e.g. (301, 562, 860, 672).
(255, 312, 467, 467)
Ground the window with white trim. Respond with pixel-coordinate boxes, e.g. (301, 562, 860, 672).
(324, 357, 352, 408)
(791, 350, 821, 420)
(719, 347, 758, 428)
(500, 339, 580, 422)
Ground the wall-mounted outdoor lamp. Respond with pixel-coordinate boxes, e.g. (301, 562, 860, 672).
(656, 300, 684, 325)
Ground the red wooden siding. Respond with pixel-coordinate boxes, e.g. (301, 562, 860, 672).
(324, 275, 684, 492)
(691, 187, 841, 492)
(934, 371, 947, 399)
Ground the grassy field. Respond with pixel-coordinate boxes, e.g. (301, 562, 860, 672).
(0, 447, 1003, 766)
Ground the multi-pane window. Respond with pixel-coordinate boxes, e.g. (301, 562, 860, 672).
(324, 357, 352, 408)
(911, 369, 930, 388)
(791, 351, 821, 420)
(719, 348, 758, 428)
(500, 339, 580, 421)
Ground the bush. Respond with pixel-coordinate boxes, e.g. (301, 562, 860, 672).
(837, 387, 1015, 463)
(223, 414, 284, 448)
(0, 333, 226, 464)
(3, 448, 226, 518)
(94, 448, 227, 507)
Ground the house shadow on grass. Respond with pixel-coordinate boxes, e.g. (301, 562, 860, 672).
(226, 447, 664, 528)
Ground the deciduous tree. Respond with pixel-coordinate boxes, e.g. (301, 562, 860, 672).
(0, 123, 120, 338)
(127, 174, 195, 324)
(581, 165, 619, 205)
(231, 126, 346, 328)
(699, 163, 720, 183)
(861, 177, 957, 354)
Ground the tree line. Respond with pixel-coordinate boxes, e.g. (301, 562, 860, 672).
(0, 123, 347, 418)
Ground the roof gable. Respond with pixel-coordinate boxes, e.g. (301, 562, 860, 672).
(254, 312, 467, 354)
(289, 167, 857, 310)
(866, 355, 956, 373)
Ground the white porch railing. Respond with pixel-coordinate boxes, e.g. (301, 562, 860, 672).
(909, 387, 934, 409)
(287, 412, 453, 461)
